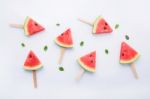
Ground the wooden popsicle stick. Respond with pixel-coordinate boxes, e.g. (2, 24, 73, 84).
(10, 24, 24, 29)
(32, 70, 37, 88)
(131, 63, 139, 79)
(58, 47, 65, 64)
(78, 18, 93, 26)
(76, 68, 85, 81)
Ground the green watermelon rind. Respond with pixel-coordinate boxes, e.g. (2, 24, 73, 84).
(92, 16, 102, 34)
(54, 38, 73, 48)
(24, 64, 43, 71)
(120, 54, 140, 64)
(24, 16, 30, 36)
(77, 59, 95, 73)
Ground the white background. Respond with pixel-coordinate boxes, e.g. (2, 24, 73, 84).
(0, 0, 150, 99)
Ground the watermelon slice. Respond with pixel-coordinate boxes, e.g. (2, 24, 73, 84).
(93, 16, 113, 34)
(55, 28, 73, 48)
(24, 50, 43, 70)
(78, 51, 96, 72)
(24, 16, 45, 36)
(120, 42, 140, 64)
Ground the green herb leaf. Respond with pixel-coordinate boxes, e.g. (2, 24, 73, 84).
(21, 43, 25, 47)
(115, 24, 119, 29)
(43, 45, 48, 51)
(59, 67, 64, 71)
(125, 35, 129, 40)
(80, 41, 84, 47)
(105, 49, 109, 54)
(56, 23, 60, 26)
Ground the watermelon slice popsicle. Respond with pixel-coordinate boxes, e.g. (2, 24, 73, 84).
(119, 42, 140, 79)
(76, 51, 96, 80)
(78, 16, 113, 34)
(10, 16, 45, 36)
(24, 50, 43, 88)
(54, 28, 73, 64)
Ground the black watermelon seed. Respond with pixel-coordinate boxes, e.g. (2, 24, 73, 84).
(35, 23, 38, 26)
(104, 27, 107, 30)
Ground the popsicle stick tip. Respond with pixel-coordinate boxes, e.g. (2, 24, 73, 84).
(78, 18, 93, 26)
(10, 24, 24, 29)
(131, 63, 139, 79)
(75, 68, 85, 81)
(32, 70, 37, 88)
(58, 48, 65, 64)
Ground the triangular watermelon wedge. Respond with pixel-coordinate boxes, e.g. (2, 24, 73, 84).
(78, 51, 96, 72)
(55, 28, 73, 48)
(24, 16, 45, 36)
(93, 16, 113, 34)
(120, 42, 140, 64)
(24, 50, 43, 70)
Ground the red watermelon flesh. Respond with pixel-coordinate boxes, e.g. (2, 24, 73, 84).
(24, 17, 45, 36)
(120, 42, 139, 64)
(93, 16, 113, 34)
(24, 50, 42, 70)
(55, 28, 73, 48)
(78, 51, 96, 72)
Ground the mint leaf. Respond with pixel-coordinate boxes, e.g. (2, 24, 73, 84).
(43, 45, 48, 51)
(115, 24, 119, 29)
(59, 67, 64, 71)
(80, 41, 84, 47)
(21, 43, 25, 47)
(125, 35, 129, 40)
(105, 49, 109, 54)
